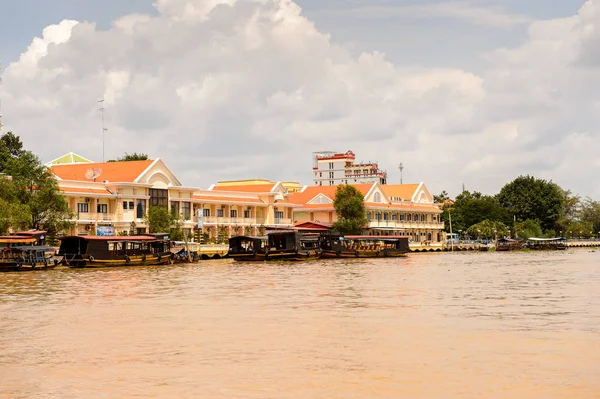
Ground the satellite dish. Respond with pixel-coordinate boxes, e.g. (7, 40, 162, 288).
(84, 168, 103, 181)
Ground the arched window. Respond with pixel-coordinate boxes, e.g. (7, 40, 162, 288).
(421, 214, 426, 222)
(414, 213, 419, 221)
(407, 214, 412, 221)
(374, 192, 381, 203)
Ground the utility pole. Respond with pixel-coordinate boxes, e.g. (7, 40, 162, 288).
(98, 98, 107, 163)
(398, 162, 404, 184)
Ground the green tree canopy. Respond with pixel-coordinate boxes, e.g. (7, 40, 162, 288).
(496, 175, 564, 232)
(108, 152, 149, 162)
(332, 185, 368, 235)
(466, 220, 509, 240)
(145, 206, 173, 234)
(580, 198, 600, 235)
(0, 132, 73, 234)
(446, 191, 511, 233)
(513, 219, 544, 240)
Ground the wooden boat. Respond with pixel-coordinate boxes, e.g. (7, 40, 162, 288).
(58, 235, 173, 268)
(0, 235, 56, 271)
(496, 238, 524, 251)
(228, 231, 321, 262)
(171, 241, 201, 263)
(525, 237, 568, 250)
(319, 234, 409, 258)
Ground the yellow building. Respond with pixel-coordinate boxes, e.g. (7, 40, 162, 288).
(289, 182, 444, 243)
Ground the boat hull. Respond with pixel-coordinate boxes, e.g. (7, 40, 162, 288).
(64, 253, 173, 268)
(320, 249, 408, 259)
(0, 260, 56, 272)
(230, 249, 321, 262)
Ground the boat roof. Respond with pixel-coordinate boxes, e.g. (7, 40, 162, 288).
(60, 235, 160, 241)
(229, 236, 267, 241)
(0, 236, 37, 243)
(527, 237, 566, 241)
(344, 235, 409, 240)
(10, 245, 55, 251)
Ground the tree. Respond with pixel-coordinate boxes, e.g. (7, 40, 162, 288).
(496, 175, 564, 232)
(466, 220, 509, 240)
(0, 132, 74, 234)
(580, 198, 600, 236)
(433, 190, 450, 204)
(555, 189, 581, 234)
(513, 219, 544, 240)
(108, 152, 149, 162)
(332, 185, 368, 235)
(258, 225, 266, 236)
(145, 206, 173, 233)
(446, 191, 511, 233)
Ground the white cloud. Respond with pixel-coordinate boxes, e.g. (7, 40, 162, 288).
(2, 0, 599, 200)
(322, 1, 532, 29)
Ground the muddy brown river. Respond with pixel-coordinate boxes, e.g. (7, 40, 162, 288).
(1, 250, 599, 398)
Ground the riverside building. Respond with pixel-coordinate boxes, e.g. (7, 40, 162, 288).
(312, 150, 387, 186)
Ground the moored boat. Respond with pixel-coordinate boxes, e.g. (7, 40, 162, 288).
(496, 238, 524, 251)
(58, 235, 173, 268)
(319, 234, 410, 258)
(0, 235, 56, 271)
(228, 230, 321, 261)
(525, 237, 568, 250)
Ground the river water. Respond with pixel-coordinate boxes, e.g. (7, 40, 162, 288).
(1, 250, 599, 399)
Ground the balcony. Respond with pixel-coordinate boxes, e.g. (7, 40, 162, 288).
(368, 220, 445, 230)
(274, 218, 292, 225)
(203, 217, 264, 225)
(75, 212, 116, 222)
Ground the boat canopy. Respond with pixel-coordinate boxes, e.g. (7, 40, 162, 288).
(60, 235, 159, 241)
(526, 237, 566, 242)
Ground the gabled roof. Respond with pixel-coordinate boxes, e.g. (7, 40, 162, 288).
(211, 183, 277, 193)
(50, 160, 154, 182)
(380, 184, 421, 201)
(45, 152, 93, 166)
(288, 184, 373, 205)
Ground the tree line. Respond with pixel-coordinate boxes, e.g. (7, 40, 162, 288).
(435, 176, 600, 240)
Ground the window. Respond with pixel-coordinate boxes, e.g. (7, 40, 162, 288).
(329, 181, 334, 185)
(217, 209, 224, 217)
(329, 162, 334, 169)
(275, 211, 284, 219)
(230, 209, 237, 218)
(392, 213, 397, 221)
(383, 212, 389, 221)
(97, 204, 108, 213)
(182, 202, 191, 220)
(319, 172, 322, 177)
(421, 214, 426, 222)
(123, 201, 128, 210)
(329, 171, 334, 179)
(136, 200, 146, 219)
(373, 192, 381, 203)
(203, 208, 210, 217)
(129, 201, 134, 210)
(407, 214, 412, 221)
(171, 201, 180, 216)
(414, 213, 419, 222)
(149, 188, 168, 208)
(244, 210, 251, 218)
(77, 203, 89, 213)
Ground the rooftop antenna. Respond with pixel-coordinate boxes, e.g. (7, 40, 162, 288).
(398, 162, 404, 184)
(98, 98, 107, 163)
(0, 62, 4, 134)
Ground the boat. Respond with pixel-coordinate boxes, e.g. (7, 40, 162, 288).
(58, 235, 173, 268)
(319, 234, 410, 258)
(171, 241, 201, 263)
(525, 237, 568, 250)
(0, 235, 56, 271)
(228, 230, 321, 261)
(495, 238, 524, 251)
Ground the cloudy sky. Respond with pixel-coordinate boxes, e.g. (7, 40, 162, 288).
(0, 0, 597, 198)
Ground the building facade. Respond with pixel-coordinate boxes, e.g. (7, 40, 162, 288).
(290, 182, 444, 243)
(312, 150, 387, 186)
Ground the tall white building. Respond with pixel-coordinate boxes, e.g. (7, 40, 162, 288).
(312, 150, 388, 186)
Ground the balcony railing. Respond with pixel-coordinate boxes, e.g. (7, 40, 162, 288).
(368, 220, 445, 230)
(75, 212, 116, 222)
(274, 218, 292, 225)
(203, 217, 266, 225)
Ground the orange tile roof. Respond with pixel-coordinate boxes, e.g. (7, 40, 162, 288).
(288, 184, 373, 205)
(50, 160, 154, 182)
(380, 184, 420, 201)
(61, 187, 112, 195)
(212, 184, 276, 193)
(193, 194, 264, 204)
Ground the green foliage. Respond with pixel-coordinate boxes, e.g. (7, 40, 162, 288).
(466, 220, 509, 239)
(580, 198, 600, 235)
(244, 225, 252, 236)
(497, 175, 564, 232)
(0, 132, 74, 235)
(129, 221, 137, 236)
(145, 206, 173, 233)
(564, 220, 595, 239)
(513, 219, 544, 240)
(258, 225, 266, 236)
(217, 225, 228, 243)
(446, 191, 511, 233)
(332, 185, 368, 235)
(108, 152, 149, 162)
(433, 190, 450, 204)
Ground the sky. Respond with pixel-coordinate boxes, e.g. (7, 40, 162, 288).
(0, 0, 597, 199)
